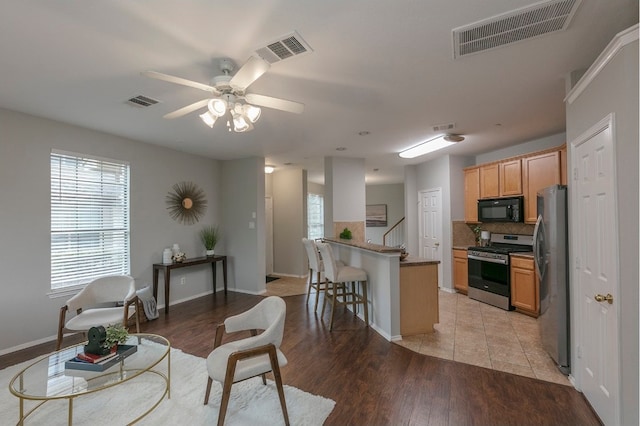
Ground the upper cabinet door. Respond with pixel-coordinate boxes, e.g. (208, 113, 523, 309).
(500, 159, 522, 196)
(464, 167, 480, 223)
(479, 163, 500, 199)
(522, 151, 561, 223)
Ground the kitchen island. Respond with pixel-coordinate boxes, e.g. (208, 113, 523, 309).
(323, 238, 439, 340)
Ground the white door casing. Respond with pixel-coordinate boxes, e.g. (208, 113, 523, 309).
(572, 114, 620, 425)
(419, 188, 443, 286)
(265, 196, 274, 275)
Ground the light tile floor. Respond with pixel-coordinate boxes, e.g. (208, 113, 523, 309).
(394, 290, 571, 386)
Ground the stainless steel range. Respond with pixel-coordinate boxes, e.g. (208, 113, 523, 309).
(467, 233, 533, 310)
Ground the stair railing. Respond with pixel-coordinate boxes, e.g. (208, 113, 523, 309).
(383, 217, 405, 247)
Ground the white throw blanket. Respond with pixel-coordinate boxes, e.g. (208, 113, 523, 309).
(136, 285, 159, 320)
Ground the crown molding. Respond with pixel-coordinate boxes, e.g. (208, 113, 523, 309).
(565, 24, 639, 104)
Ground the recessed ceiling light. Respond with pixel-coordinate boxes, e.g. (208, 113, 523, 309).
(373, 168, 379, 172)
(336, 147, 347, 151)
(264, 165, 275, 174)
(358, 131, 370, 136)
(284, 162, 293, 166)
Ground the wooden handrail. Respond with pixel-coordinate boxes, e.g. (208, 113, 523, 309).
(383, 217, 405, 246)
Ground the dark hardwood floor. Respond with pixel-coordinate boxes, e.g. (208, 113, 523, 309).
(1, 291, 601, 425)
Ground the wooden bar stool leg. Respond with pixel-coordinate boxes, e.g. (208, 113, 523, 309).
(314, 271, 322, 312)
(329, 283, 338, 331)
(305, 268, 313, 305)
(362, 280, 369, 326)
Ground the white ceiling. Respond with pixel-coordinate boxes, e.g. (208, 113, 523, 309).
(0, 1, 637, 184)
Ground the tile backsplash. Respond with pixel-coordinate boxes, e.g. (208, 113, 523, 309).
(452, 221, 535, 247)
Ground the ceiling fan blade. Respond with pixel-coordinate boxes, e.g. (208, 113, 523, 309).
(245, 93, 305, 114)
(229, 56, 270, 91)
(142, 71, 219, 94)
(163, 99, 210, 119)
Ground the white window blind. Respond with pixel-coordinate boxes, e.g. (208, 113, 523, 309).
(50, 151, 130, 290)
(307, 193, 324, 240)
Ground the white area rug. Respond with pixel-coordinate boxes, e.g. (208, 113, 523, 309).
(1, 346, 335, 425)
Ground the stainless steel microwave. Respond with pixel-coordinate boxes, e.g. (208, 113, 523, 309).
(477, 196, 524, 223)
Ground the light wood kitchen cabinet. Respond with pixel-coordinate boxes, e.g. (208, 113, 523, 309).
(479, 163, 500, 199)
(452, 249, 468, 294)
(464, 168, 480, 223)
(560, 146, 567, 186)
(499, 159, 522, 196)
(522, 151, 561, 223)
(400, 262, 439, 336)
(510, 255, 538, 317)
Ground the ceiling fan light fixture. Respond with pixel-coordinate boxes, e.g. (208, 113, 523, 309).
(243, 104, 261, 123)
(199, 111, 217, 128)
(231, 111, 252, 132)
(208, 98, 227, 117)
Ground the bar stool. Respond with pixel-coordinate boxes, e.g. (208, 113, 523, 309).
(302, 238, 329, 312)
(316, 242, 369, 331)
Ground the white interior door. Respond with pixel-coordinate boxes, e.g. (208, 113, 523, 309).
(265, 196, 273, 275)
(572, 115, 620, 425)
(419, 189, 443, 285)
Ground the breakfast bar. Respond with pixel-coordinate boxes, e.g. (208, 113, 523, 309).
(323, 238, 440, 341)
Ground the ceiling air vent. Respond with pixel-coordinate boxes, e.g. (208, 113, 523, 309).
(433, 123, 456, 132)
(126, 95, 160, 108)
(255, 31, 313, 64)
(453, 0, 581, 58)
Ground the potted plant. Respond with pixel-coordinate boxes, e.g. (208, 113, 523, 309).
(103, 323, 129, 351)
(199, 225, 220, 256)
(339, 227, 352, 240)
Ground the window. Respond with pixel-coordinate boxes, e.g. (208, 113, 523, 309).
(307, 193, 324, 240)
(50, 150, 130, 290)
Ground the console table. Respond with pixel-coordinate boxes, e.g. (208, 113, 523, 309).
(152, 255, 227, 314)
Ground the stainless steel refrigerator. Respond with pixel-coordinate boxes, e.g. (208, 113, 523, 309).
(533, 184, 570, 375)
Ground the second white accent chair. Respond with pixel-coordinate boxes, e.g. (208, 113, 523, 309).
(204, 296, 289, 426)
(316, 242, 369, 331)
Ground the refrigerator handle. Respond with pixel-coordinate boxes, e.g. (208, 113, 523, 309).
(532, 214, 545, 279)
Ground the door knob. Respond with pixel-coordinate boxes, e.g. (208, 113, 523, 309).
(434, 242, 440, 246)
(594, 293, 613, 304)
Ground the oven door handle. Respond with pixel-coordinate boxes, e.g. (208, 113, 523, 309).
(467, 254, 508, 265)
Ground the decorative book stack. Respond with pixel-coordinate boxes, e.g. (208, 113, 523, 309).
(65, 345, 137, 372)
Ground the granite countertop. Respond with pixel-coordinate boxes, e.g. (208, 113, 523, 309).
(400, 255, 440, 266)
(321, 238, 439, 265)
(510, 252, 534, 258)
(322, 237, 403, 253)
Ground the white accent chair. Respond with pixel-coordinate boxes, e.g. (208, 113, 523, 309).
(204, 296, 289, 426)
(56, 275, 140, 350)
(316, 242, 369, 331)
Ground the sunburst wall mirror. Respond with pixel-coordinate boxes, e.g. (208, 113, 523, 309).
(166, 181, 207, 225)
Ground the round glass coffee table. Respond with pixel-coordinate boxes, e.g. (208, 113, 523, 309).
(9, 333, 170, 425)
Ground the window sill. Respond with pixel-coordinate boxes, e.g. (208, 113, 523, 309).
(47, 285, 86, 299)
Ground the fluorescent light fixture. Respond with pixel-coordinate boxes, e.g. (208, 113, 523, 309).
(264, 165, 275, 174)
(399, 134, 460, 158)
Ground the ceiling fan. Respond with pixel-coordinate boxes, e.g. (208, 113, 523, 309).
(142, 56, 304, 132)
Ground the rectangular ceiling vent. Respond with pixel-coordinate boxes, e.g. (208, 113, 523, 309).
(126, 95, 160, 108)
(255, 31, 313, 64)
(453, 0, 581, 58)
(433, 123, 456, 132)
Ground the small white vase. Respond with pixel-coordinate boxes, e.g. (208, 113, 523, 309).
(205, 249, 215, 256)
